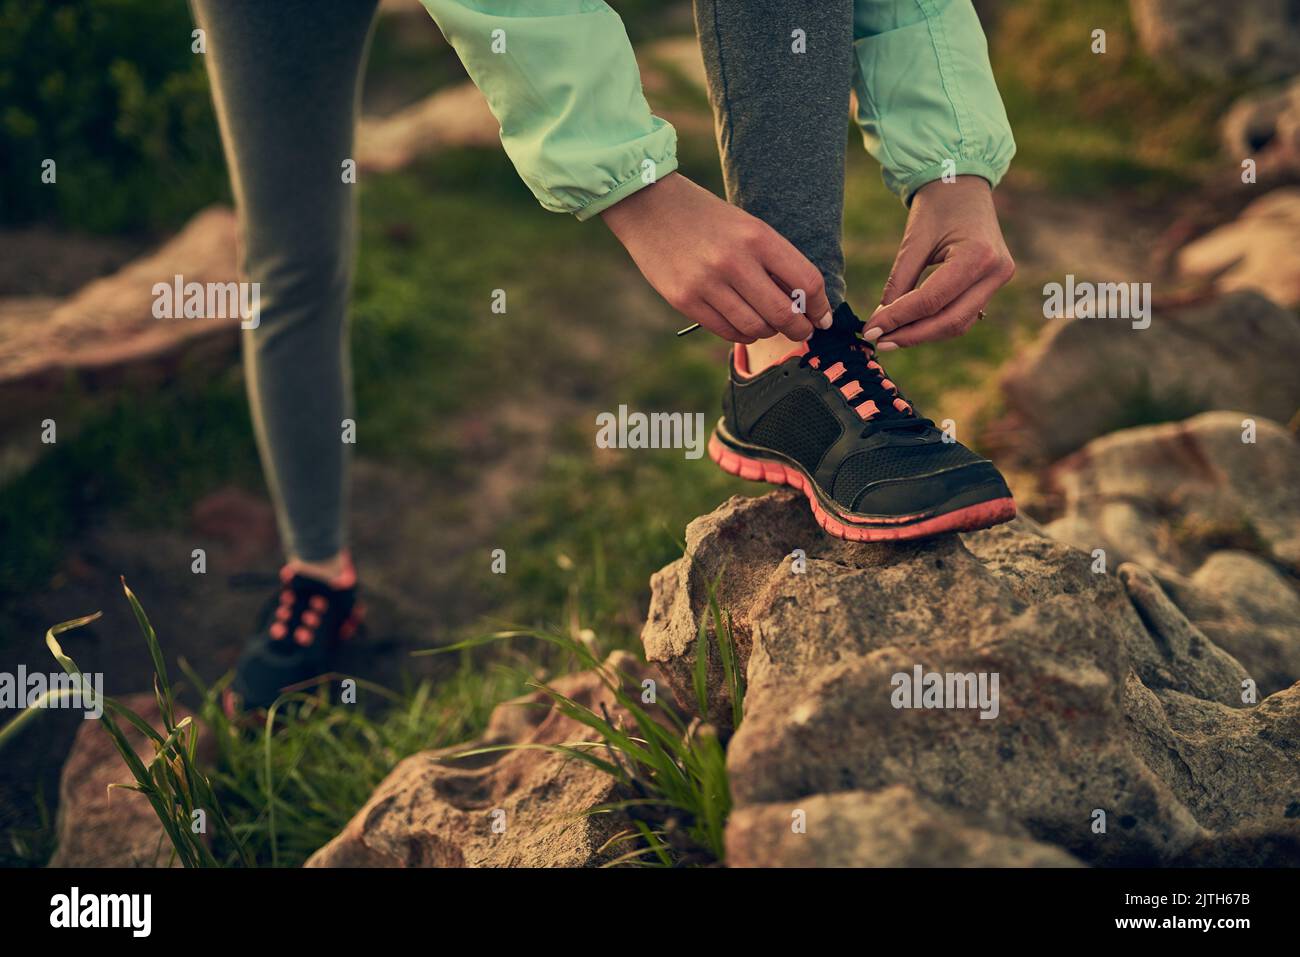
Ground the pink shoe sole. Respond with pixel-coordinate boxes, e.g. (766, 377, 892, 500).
(709, 432, 1016, 542)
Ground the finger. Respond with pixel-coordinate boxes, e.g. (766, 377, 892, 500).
(687, 298, 755, 344)
(880, 231, 932, 307)
(876, 273, 1005, 349)
(735, 266, 815, 340)
(705, 286, 770, 341)
(866, 245, 992, 338)
(758, 233, 832, 328)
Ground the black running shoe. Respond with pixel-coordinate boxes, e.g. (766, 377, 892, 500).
(224, 556, 363, 714)
(709, 302, 1015, 541)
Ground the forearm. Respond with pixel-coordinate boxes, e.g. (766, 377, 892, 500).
(851, 0, 1015, 203)
(420, 0, 677, 219)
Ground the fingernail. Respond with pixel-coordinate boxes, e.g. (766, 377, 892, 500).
(816, 312, 833, 329)
(877, 341, 899, 352)
(863, 326, 884, 342)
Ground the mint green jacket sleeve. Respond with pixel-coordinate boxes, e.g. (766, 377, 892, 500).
(852, 0, 1015, 204)
(420, 0, 677, 220)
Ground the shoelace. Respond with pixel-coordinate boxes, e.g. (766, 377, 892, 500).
(267, 575, 360, 647)
(802, 319, 933, 438)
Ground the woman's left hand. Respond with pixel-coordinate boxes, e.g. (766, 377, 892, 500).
(865, 176, 1015, 350)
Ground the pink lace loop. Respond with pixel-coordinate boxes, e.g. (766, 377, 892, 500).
(854, 399, 881, 421)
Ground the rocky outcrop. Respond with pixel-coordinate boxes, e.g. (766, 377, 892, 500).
(1045, 412, 1300, 575)
(308, 652, 658, 867)
(1176, 189, 1300, 308)
(1123, 675, 1300, 833)
(996, 292, 1300, 462)
(1222, 80, 1300, 180)
(1045, 411, 1300, 692)
(0, 207, 240, 389)
(1130, 0, 1300, 82)
(49, 694, 194, 868)
(726, 786, 1082, 868)
(356, 82, 500, 174)
(641, 489, 1300, 867)
(0, 207, 240, 482)
(1163, 552, 1300, 696)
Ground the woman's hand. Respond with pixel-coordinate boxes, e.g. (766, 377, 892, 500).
(602, 172, 831, 343)
(866, 176, 1015, 350)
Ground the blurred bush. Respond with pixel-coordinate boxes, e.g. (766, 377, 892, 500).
(0, 0, 226, 233)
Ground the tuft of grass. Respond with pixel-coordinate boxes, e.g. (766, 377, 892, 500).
(429, 571, 744, 866)
(40, 579, 252, 867)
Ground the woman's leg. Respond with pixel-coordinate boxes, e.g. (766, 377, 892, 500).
(191, 0, 379, 570)
(693, 0, 856, 325)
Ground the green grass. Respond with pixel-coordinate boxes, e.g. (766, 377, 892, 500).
(5, 569, 742, 866)
(429, 576, 743, 865)
(41, 586, 250, 867)
(192, 660, 519, 867)
(0, 371, 259, 594)
(989, 0, 1244, 198)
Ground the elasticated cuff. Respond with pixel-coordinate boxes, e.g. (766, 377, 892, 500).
(571, 153, 680, 221)
(892, 158, 1005, 207)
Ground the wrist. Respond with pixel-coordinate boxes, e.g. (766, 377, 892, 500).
(600, 171, 685, 235)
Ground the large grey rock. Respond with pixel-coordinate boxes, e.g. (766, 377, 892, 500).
(1113, 562, 1252, 705)
(1123, 676, 1300, 831)
(642, 491, 1300, 867)
(1131, 0, 1300, 82)
(1177, 189, 1300, 308)
(1045, 412, 1300, 577)
(1043, 412, 1300, 691)
(642, 493, 810, 726)
(726, 786, 1082, 868)
(1162, 551, 1300, 695)
(308, 652, 655, 868)
(996, 292, 1300, 462)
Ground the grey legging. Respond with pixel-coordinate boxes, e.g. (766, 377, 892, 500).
(193, 0, 851, 562)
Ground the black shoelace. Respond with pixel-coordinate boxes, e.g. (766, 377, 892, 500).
(803, 308, 932, 439)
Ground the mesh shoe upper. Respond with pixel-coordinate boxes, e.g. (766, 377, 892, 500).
(229, 561, 361, 710)
(721, 303, 1007, 517)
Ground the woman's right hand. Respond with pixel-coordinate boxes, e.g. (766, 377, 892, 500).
(601, 173, 831, 343)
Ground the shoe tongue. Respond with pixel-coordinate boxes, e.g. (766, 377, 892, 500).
(809, 302, 871, 357)
(814, 302, 866, 344)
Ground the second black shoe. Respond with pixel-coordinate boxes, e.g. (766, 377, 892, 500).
(223, 556, 364, 714)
